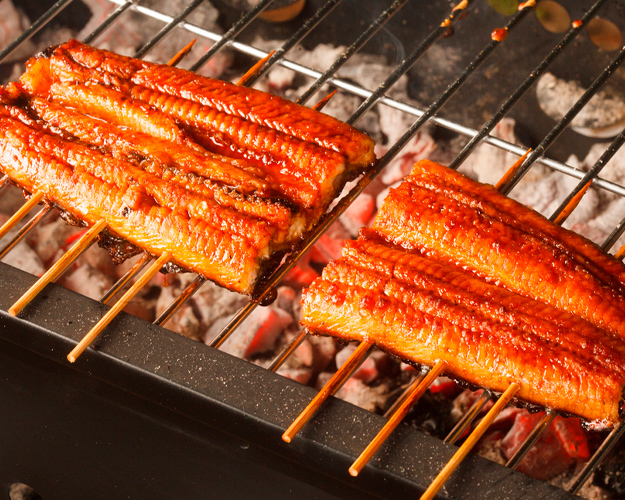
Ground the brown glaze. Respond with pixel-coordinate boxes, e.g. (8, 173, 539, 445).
(301, 160, 625, 428)
(0, 40, 375, 295)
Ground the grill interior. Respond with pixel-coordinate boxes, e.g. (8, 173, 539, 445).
(2, 0, 625, 498)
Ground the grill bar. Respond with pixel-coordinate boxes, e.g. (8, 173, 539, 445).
(0, 0, 74, 64)
(82, 0, 136, 44)
(447, 0, 607, 171)
(444, 390, 492, 445)
(134, 0, 206, 58)
(569, 421, 625, 494)
(500, 45, 625, 195)
(243, 0, 344, 88)
(268, 329, 309, 372)
(506, 411, 556, 470)
(551, 129, 625, 222)
(296, 0, 409, 105)
(209, 1, 534, 350)
(189, 0, 276, 72)
(100, 253, 152, 305)
(101, 0, 625, 198)
(0, 206, 50, 261)
(153, 275, 206, 327)
(348, 0, 473, 126)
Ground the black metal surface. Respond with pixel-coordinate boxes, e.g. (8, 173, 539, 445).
(0, 262, 576, 500)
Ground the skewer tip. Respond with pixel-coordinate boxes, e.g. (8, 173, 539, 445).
(67, 353, 76, 364)
(348, 467, 359, 477)
(282, 433, 292, 443)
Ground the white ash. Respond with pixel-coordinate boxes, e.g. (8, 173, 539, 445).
(536, 71, 625, 138)
(59, 260, 113, 301)
(1, 239, 44, 277)
(316, 372, 389, 414)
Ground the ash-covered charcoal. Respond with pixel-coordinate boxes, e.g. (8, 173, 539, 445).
(402, 389, 456, 440)
(536, 71, 625, 138)
(593, 443, 625, 498)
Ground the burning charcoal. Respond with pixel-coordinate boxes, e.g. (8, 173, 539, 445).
(335, 344, 378, 384)
(501, 412, 590, 481)
(512, 170, 600, 225)
(380, 132, 436, 186)
(276, 285, 296, 313)
(536, 71, 625, 138)
(190, 279, 248, 328)
(309, 220, 350, 265)
(428, 376, 460, 399)
(307, 335, 338, 373)
(162, 303, 202, 341)
(457, 118, 539, 186)
(215, 304, 293, 359)
(573, 197, 625, 249)
(340, 193, 376, 237)
(282, 251, 319, 289)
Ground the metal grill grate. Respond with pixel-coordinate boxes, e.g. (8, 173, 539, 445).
(2, 0, 625, 497)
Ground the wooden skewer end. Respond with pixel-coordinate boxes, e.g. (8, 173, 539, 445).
(348, 467, 359, 477)
(282, 433, 292, 443)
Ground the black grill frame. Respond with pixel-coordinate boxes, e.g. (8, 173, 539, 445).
(2, 0, 625, 498)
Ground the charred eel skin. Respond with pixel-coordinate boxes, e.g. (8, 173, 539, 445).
(0, 40, 375, 295)
(302, 160, 625, 429)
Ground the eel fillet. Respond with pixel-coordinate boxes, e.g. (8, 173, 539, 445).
(0, 40, 375, 295)
(301, 160, 625, 428)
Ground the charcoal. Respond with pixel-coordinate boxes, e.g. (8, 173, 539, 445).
(593, 444, 625, 497)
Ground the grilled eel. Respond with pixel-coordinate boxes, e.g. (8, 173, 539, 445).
(0, 42, 374, 295)
(301, 160, 625, 428)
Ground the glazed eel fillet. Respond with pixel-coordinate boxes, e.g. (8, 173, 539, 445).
(302, 160, 625, 429)
(0, 40, 374, 295)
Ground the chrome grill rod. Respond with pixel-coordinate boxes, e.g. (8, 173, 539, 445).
(104, 0, 625, 198)
(209, 4, 534, 348)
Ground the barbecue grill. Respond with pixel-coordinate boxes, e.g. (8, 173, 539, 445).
(1, 0, 625, 498)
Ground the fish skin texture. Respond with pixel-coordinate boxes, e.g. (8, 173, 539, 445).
(0, 41, 375, 295)
(302, 160, 625, 428)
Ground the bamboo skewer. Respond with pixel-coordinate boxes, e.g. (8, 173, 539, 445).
(0, 191, 44, 241)
(62, 46, 198, 360)
(552, 180, 592, 226)
(0, 206, 51, 260)
(67, 252, 171, 363)
(312, 90, 338, 111)
(166, 38, 197, 67)
(237, 51, 276, 86)
(9, 219, 107, 316)
(100, 253, 152, 305)
(349, 360, 447, 477)
(614, 241, 625, 261)
(494, 148, 531, 191)
(282, 339, 375, 443)
(420, 383, 521, 500)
